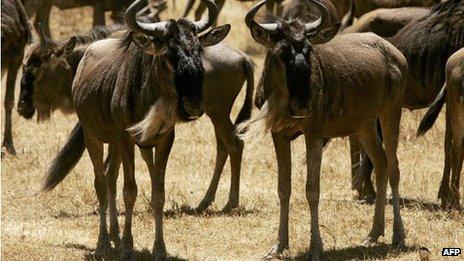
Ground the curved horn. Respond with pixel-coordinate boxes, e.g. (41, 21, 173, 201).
(37, 22, 50, 48)
(193, 0, 218, 33)
(125, 0, 168, 37)
(245, 0, 279, 33)
(304, 0, 329, 33)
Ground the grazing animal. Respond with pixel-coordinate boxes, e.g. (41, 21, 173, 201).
(349, 0, 464, 205)
(19, 26, 255, 213)
(281, 0, 339, 26)
(343, 7, 429, 37)
(41, 0, 230, 259)
(20, 0, 131, 38)
(417, 48, 464, 210)
(240, 0, 407, 259)
(17, 24, 126, 121)
(1, 0, 32, 155)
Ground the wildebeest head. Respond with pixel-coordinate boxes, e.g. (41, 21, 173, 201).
(18, 25, 77, 121)
(246, 0, 338, 119)
(126, 0, 230, 121)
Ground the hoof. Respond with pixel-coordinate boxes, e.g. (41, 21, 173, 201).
(437, 184, 450, 202)
(153, 249, 167, 261)
(195, 200, 212, 213)
(1, 143, 16, 156)
(263, 243, 288, 260)
(95, 238, 112, 254)
(392, 238, 406, 251)
(120, 248, 135, 261)
(221, 201, 239, 213)
(307, 251, 321, 261)
(110, 228, 121, 248)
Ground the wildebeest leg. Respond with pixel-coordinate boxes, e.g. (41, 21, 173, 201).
(141, 131, 174, 259)
(194, 1, 206, 21)
(349, 136, 362, 194)
(448, 107, 463, 210)
(118, 138, 137, 260)
(379, 107, 405, 249)
(356, 122, 388, 245)
(304, 133, 324, 260)
(84, 132, 111, 254)
(264, 133, 291, 259)
(35, 2, 52, 38)
(2, 54, 22, 155)
(93, 3, 106, 27)
(105, 144, 121, 248)
(196, 130, 228, 212)
(438, 114, 452, 206)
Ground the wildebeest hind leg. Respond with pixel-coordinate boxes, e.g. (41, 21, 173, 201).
(118, 138, 137, 260)
(380, 107, 406, 249)
(105, 144, 121, 248)
(356, 122, 388, 245)
(196, 130, 228, 213)
(84, 132, 111, 254)
(439, 114, 452, 207)
(448, 107, 463, 210)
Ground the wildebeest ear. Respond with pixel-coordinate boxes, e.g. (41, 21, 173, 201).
(308, 23, 340, 45)
(249, 25, 275, 48)
(56, 37, 77, 57)
(129, 31, 157, 55)
(199, 24, 231, 47)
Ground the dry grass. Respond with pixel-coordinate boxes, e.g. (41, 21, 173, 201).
(1, 1, 463, 260)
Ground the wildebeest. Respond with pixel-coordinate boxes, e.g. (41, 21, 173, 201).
(349, 0, 464, 204)
(20, 0, 131, 38)
(417, 48, 464, 210)
(17, 24, 125, 121)
(1, 0, 32, 155)
(343, 7, 429, 37)
(19, 25, 255, 213)
(41, 0, 232, 258)
(240, 0, 407, 259)
(281, 0, 339, 26)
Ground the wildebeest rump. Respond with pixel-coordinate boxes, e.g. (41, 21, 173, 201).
(417, 48, 464, 210)
(1, 0, 32, 155)
(240, 0, 408, 260)
(40, 0, 232, 258)
(349, 0, 464, 205)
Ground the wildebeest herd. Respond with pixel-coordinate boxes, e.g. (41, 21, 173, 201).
(1, 0, 463, 260)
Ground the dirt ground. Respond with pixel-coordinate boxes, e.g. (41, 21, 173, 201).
(1, 1, 463, 260)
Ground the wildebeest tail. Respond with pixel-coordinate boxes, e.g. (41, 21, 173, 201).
(417, 87, 447, 137)
(15, 0, 33, 43)
(235, 57, 255, 126)
(41, 122, 86, 192)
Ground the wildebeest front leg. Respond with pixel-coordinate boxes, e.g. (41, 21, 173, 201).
(84, 133, 111, 254)
(356, 122, 388, 245)
(304, 133, 324, 260)
(141, 131, 174, 259)
(264, 133, 291, 259)
(93, 3, 106, 27)
(2, 52, 23, 155)
(448, 106, 463, 210)
(196, 130, 228, 212)
(119, 138, 137, 260)
(104, 144, 121, 248)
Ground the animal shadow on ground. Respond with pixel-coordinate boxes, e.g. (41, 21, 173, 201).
(163, 204, 259, 219)
(60, 243, 187, 260)
(394, 197, 442, 212)
(282, 243, 419, 260)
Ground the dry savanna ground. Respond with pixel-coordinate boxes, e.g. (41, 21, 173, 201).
(1, 1, 463, 260)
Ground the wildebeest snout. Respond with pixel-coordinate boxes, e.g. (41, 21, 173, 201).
(289, 99, 310, 119)
(182, 97, 204, 120)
